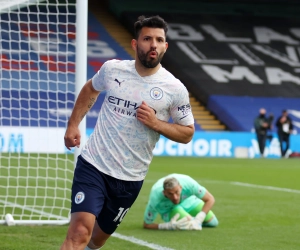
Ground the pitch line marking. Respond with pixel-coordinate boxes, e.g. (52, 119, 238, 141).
(230, 182, 300, 194)
(197, 179, 300, 194)
(0, 200, 175, 250)
(112, 233, 175, 250)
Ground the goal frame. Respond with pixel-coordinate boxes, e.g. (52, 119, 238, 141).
(0, 0, 87, 226)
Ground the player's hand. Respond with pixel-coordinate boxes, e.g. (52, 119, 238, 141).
(158, 213, 182, 230)
(187, 218, 203, 230)
(136, 101, 158, 129)
(176, 216, 202, 230)
(177, 211, 206, 230)
(176, 215, 193, 229)
(177, 217, 202, 230)
(64, 125, 81, 150)
(183, 211, 206, 230)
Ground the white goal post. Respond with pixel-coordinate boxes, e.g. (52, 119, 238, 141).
(0, 0, 87, 225)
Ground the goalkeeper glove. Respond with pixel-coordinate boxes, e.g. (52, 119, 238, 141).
(195, 211, 206, 225)
(176, 211, 206, 231)
(192, 211, 206, 230)
(158, 213, 190, 230)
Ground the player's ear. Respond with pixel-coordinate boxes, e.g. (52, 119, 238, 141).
(131, 39, 137, 51)
(165, 42, 168, 52)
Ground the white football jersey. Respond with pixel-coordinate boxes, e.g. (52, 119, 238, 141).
(81, 59, 194, 181)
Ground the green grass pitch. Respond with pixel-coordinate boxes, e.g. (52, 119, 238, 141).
(0, 156, 300, 249)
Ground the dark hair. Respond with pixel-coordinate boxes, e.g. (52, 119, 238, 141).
(134, 15, 168, 39)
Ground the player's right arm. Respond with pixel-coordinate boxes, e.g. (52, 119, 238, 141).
(144, 214, 190, 230)
(143, 202, 188, 230)
(64, 79, 100, 150)
(143, 202, 159, 229)
(143, 221, 159, 229)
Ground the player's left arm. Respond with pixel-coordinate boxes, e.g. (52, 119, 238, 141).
(137, 101, 194, 144)
(176, 190, 216, 231)
(192, 189, 215, 227)
(190, 179, 215, 224)
(200, 190, 215, 214)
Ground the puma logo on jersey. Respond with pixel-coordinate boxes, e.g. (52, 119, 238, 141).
(114, 78, 125, 86)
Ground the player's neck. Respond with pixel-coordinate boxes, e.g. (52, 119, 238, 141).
(134, 61, 161, 77)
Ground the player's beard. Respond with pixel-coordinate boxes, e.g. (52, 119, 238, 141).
(137, 45, 164, 68)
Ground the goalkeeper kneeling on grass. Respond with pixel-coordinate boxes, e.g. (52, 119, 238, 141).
(143, 173, 218, 230)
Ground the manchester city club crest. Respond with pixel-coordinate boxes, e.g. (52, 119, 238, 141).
(150, 87, 163, 100)
(74, 191, 85, 204)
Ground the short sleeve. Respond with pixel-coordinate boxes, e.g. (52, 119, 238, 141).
(170, 84, 194, 126)
(190, 178, 207, 199)
(92, 61, 108, 92)
(144, 202, 158, 224)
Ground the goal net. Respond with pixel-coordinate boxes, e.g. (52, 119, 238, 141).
(0, 0, 86, 225)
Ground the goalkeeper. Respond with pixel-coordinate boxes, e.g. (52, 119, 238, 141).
(143, 173, 218, 230)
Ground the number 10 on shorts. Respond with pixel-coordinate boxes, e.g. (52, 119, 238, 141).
(113, 207, 130, 225)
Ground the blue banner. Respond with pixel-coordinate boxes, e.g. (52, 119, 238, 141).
(86, 129, 300, 158)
